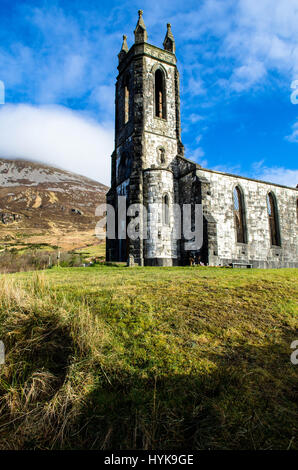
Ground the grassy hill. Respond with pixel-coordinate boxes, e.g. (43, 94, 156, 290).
(0, 266, 297, 450)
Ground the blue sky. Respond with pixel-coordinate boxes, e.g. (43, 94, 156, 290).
(0, 0, 297, 186)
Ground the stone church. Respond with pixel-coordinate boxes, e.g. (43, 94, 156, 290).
(106, 11, 298, 268)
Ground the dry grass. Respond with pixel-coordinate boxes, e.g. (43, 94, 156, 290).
(0, 227, 101, 252)
(0, 273, 111, 449)
(0, 266, 297, 450)
(0, 249, 93, 274)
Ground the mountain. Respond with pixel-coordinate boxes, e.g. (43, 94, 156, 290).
(0, 158, 108, 251)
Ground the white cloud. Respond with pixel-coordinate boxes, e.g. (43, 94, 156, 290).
(286, 121, 298, 143)
(190, 146, 206, 164)
(188, 113, 205, 123)
(224, 0, 298, 81)
(211, 163, 242, 175)
(0, 5, 120, 114)
(90, 85, 115, 116)
(0, 104, 113, 185)
(187, 77, 206, 96)
(173, 0, 298, 96)
(253, 164, 298, 187)
(210, 160, 297, 187)
(195, 134, 203, 143)
(229, 60, 267, 92)
(37, 54, 87, 103)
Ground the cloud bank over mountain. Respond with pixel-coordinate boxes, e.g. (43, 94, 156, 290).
(0, 104, 113, 185)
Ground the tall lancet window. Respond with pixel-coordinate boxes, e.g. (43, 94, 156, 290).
(163, 194, 170, 225)
(124, 74, 130, 124)
(155, 69, 166, 119)
(267, 192, 281, 246)
(233, 186, 247, 243)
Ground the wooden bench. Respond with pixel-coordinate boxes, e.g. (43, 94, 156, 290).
(232, 263, 253, 269)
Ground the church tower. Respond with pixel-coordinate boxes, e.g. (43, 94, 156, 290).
(106, 11, 184, 266)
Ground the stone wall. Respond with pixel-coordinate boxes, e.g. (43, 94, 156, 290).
(143, 168, 177, 264)
(196, 168, 298, 268)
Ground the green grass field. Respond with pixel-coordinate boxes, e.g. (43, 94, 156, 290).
(76, 242, 106, 258)
(0, 266, 297, 450)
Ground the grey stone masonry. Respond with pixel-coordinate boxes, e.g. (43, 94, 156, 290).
(106, 11, 298, 268)
(196, 168, 298, 268)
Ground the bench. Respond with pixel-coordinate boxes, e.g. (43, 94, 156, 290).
(232, 263, 253, 269)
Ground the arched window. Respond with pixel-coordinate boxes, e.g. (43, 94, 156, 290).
(233, 186, 247, 243)
(267, 192, 281, 246)
(162, 194, 170, 225)
(124, 74, 130, 124)
(155, 69, 166, 119)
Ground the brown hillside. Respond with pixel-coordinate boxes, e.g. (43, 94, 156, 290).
(0, 158, 108, 251)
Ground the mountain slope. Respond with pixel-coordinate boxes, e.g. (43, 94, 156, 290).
(0, 158, 108, 251)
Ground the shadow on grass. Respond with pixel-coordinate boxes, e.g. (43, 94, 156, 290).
(69, 341, 297, 451)
(0, 322, 296, 450)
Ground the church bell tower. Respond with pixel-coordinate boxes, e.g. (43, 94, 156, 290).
(106, 10, 184, 266)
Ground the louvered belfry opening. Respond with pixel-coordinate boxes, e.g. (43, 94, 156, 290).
(155, 69, 166, 119)
(124, 74, 130, 124)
